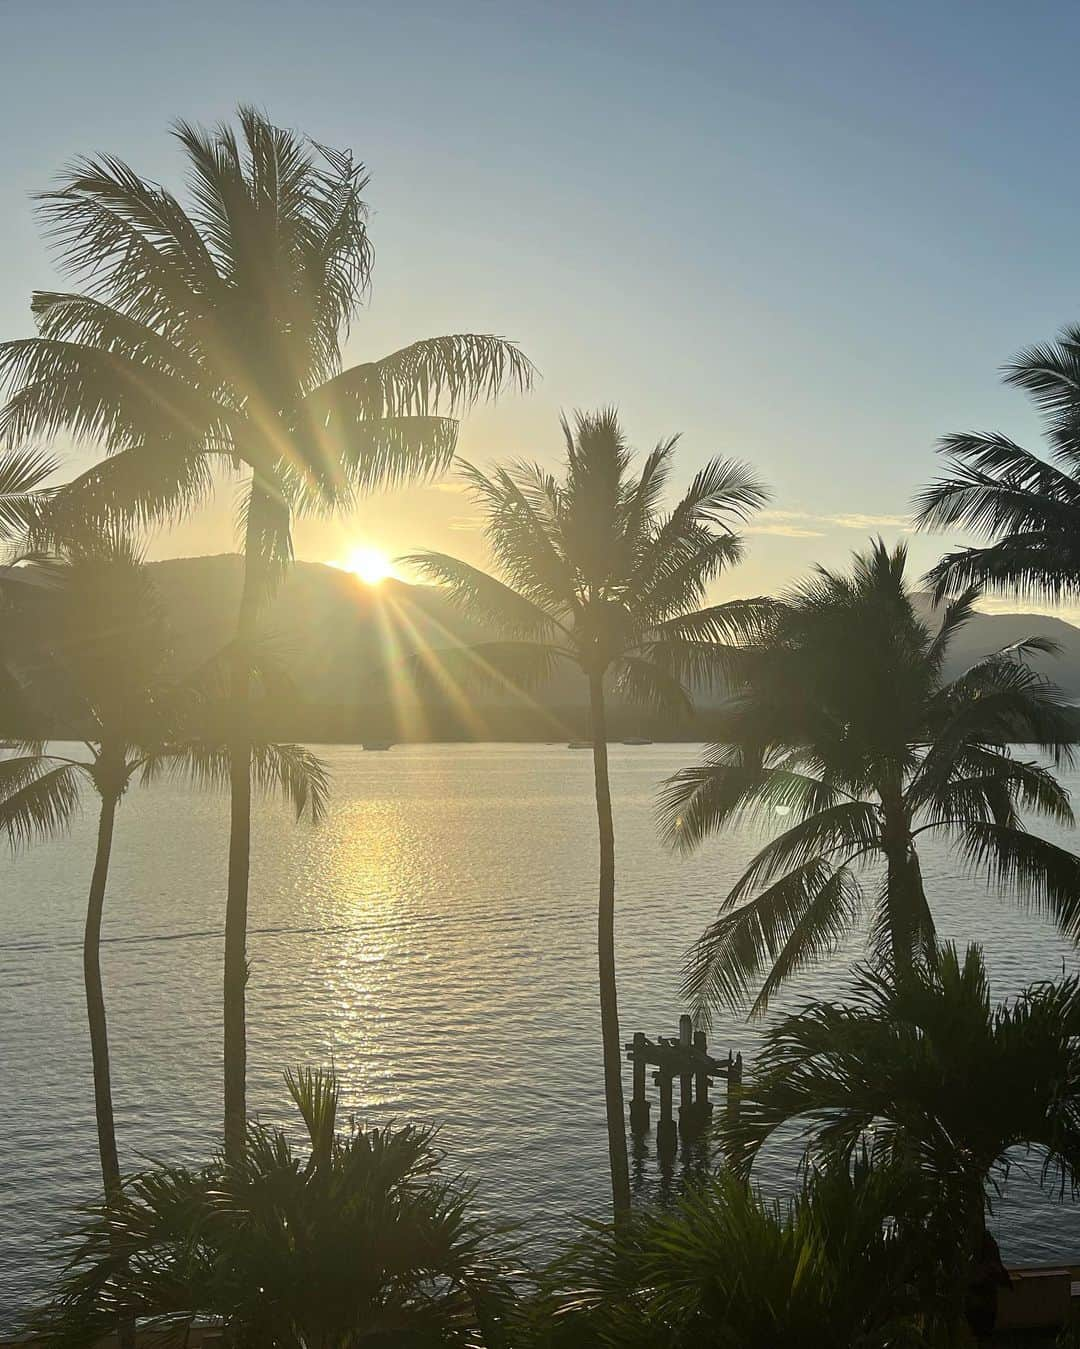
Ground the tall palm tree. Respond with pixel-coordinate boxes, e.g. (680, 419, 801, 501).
(661, 541, 1080, 1019)
(916, 325, 1080, 600)
(1, 540, 327, 1204)
(403, 409, 771, 1216)
(0, 106, 532, 1156)
(721, 945, 1080, 1331)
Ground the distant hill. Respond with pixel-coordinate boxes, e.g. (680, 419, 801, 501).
(27, 554, 1080, 742)
(911, 596, 1080, 698)
(143, 554, 586, 742)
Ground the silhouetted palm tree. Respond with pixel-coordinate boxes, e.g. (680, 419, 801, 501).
(404, 409, 770, 1216)
(0, 106, 532, 1156)
(916, 325, 1080, 600)
(38, 1068, 507, 1348)
(661, 542, 1080, 1018)
(2, 541, 327, 1205)
(722, 945, 1080, 1331)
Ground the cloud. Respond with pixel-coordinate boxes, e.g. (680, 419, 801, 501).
(829, 512, 912, 531)
(745, 508, 911, 538)
(746, 521, 826, 538)
(448, 515, 483, 532)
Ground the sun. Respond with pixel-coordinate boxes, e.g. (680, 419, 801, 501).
(337, 546, 394, 586)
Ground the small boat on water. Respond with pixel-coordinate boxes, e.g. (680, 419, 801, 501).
(622, 737, 653, 746)
(362, 741, 393, 751)
(567, 740, 593, 749)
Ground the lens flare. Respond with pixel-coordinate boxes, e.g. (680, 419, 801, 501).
(338, 547, 394, 585)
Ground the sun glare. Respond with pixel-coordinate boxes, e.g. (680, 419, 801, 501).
(338, 546, 394, 586)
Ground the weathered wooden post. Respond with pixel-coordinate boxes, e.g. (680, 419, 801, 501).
(629, 1031, 650, 1133)
(655, 1067, 677, 1157)
(677, 1014, 695, 1131)
(727, 1049, 743, 1124)
(693, 1028, 711, 1120)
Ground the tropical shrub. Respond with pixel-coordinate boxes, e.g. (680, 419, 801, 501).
(37, 1069, 507, 1348)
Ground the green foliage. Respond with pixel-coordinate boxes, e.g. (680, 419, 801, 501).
(917, 328, 1080, 602)
(725, 944, 1080, 1199)
(661, 540, 1080, 1017)
(0, 444, 59, 542)
(36, 1069, 508, 1348)
(402, 408, 773, 708)
(0, 106, 533, 569)
(512, 1164, 926, 1349)
(722, 946, 1080, 1336)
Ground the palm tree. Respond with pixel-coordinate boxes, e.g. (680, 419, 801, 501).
(0, 106, 533, 1156)
(1, 540, 327, 1205)
(915, 325, 1080, 601)
(661, 541, 1080, 1019)
(37, 1068, 507, 1349)
(403, 409, 770, 1216)
(721, 945, 1080, 1331)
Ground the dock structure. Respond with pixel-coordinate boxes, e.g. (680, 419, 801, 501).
(625, 1014, 742, 1157)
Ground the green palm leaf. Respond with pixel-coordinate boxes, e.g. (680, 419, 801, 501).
(672, 540, 1080, 1015)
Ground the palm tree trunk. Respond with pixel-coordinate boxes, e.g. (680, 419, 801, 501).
(84, 789, 121, 1202)
(885, 842, 933, 974)
(224, 515, 266, 1162)
(588, 671, 631, 1219)
(880, 785, 933, 975)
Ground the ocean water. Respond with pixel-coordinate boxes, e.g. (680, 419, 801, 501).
(2, 742, 1080, 1329)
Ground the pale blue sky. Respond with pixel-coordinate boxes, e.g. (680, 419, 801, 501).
(2, 0, 1077, 608)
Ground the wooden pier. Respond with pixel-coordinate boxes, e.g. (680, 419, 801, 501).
(625, 1014, 742, 1156)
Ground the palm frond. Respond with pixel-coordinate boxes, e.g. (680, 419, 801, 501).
(612, 654, 693, 716)
(399, 551, 564, 637)
(0, 756, 83, 849)
(924, 534, 1080, 604)
(654, 597, 779, 647)
(313, 335, 535, 420)
(957, 822, 1080, 941)
(681, 855, 867, 1021)
(288, 409, 460, 506)
(658, 755, 853, 852)
(30, 444, 218, 544)
(141, 741, 329, 822)
(459, 459, 577, 613)
(0, 446, 60, 540)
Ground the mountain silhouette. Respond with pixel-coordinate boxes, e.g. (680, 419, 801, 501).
(35, 554, 1080, 742)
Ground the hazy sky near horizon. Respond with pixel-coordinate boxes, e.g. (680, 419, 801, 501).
(3, 0, 1080, 612)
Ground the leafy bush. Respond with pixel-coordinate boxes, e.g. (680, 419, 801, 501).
(37, 1069, 509, 1348)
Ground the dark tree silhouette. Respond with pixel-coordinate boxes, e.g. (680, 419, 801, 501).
(917, 326, 1080, 601)
(37, 1069, 507, 1348)
(661, 542, 1080, 1019)
(1, 540, 326, 1205)
(0, 107, 532, 1156)
(721, 945, 1080, 1332)
(403, 409, 770, 1215)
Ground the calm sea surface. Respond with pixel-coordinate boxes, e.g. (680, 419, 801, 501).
(3, 743, 1080, 1328)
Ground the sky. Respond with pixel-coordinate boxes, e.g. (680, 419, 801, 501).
(2, 0, 1079, 612)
